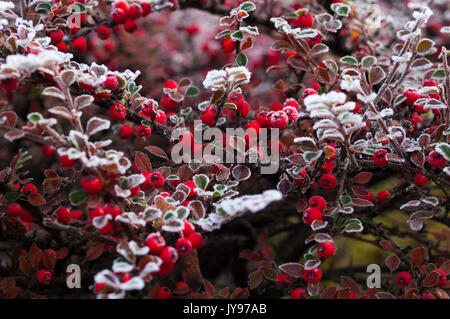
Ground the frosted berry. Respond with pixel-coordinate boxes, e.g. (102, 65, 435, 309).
(303, 268, 322, 284)
(55, 207, 71, 224)
(60, 155, 77, 167)
(319, 173, 337, 190)
(140, 2, 152, 16)
(317, 242, 336, 258)
(308, 196, 327, 212)
(146, 233, 166, 254)
(103, 75, 119, 91)
(395, 271, 411, 287)
(119, 125, 134, 139)
(187, 232, 204, 249)
(1, 77, 19, 91)
(22, 183, 38, 195)
(302, 207, 323, 226)
(50, 29, 64, 45)
(150, 172, 165, 188)
(124, 19, 138, 33)
(176, 237, 193, 255)
(111, 8, 127, 24)
(269, 111, 289, 130)
(433, 269, 447, 286)
(72, 37, 87, 53)
(221, 38, 236, 54)
(127, 3, 143, 19)
(136, 125, 151, 138)
(160, 246, 179, 263)
(109, 103, 126, 121)
(373, 149, 388, 167)
(428, 151, 446, 168)
(290, 288, 306, 299)
(403, 88, 421, 105)
(414, 173, 428, 187)
(277, 273, 288, 286)
(183, 219, 195, 237)
(96, 26, 110, 40)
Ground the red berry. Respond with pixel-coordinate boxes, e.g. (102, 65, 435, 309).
(1, 77, 19, 91)
(103, 75, 119, 91)
(96, 25, 111, 40)
(140, 2, 152, 16)
(150, 172, 165, 188)
(89, 207, 105, 221)
(160, 246, 179, 263)
(104, 202, 121, 218)
(81, 175, 103, 194)
(50, 29, 64, 45)
(42, 145, 56, 157)
(56, 42, 68, 52)
(373, 149, 388, 167)
(136, 125, 151, 138)
(290, 288, 306, 299)
(303, 268, 322, 284)
(201, 105, 217, 126)
(157, 286, 172, 299)
(317, 241, 336, 258)
(403, 88, 421, 105)
(319, 173, 337, 190)
(298, 12, 314, 28)
(60, 155, 77, 168)
(124, 19, 138, 33)
(187, 232, 204, 249)
(302, 207, 323, 226)
(176, 237, 193, 255)
(221, 38, 236, 54)
(433, 269, 447, 286)
(414, 173, 428, 187)
(109, 103, 126, 121)
(72, 37, 87, 53)
(308, 196, 327, 212)
(283, 105, 299, 122)
(160, 96, 178, 111)
(7, 203, 21, 217)
(395, 271, 411, 287)
(36, 269, 52, 284)
(155, 110, 167, 125)
(127, 3, 143, 19)
(21, 183, 38, 195)
(111, 8, 127, 24)
(157, 262, 174, 276)
(119, 125, 134, 139)
(360, 190, 375, 203)
(422, 294, 436, 299)
(71, 210, 82, 219)
(269, 111, 289, 129)
(55, 207, 71, 224)
(277, 273, 288, 286)
(184, 181, 197, 198)
(428, 151, 446, 168)
(182, 219, 195, 237)
(145, 233, 166, 254)
(302, 88, 318, 101)
(377, 190, 391, 202)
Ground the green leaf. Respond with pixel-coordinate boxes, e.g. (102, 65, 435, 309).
(436, 142, 450, 161)
(180, 107, 192, 116)
(303, 150, 323, 163)
(27, 112, 43, 123)
(198, 101, 210, 111)
(71, 2, 86, 13)
(340, 55, 358, 66)
(282, 12, 298, 19)
(240, 1, 256, 12)
(331, 3, 351, 16)
(231, 31, 243, 41)
(340, 195, 352, 206)
(36, 3, 51, 11)
(69, 189, 88, 206)
(224, 102, 237, 110)
(318, 86, 328, 94)
(185, 86, 199, 96)
(193, 174, 209, 190)
(431, 69, 445, 79)
(5, 192, 21, 202)
(343, 218, 364, 233)
(236, 53, 248, 66)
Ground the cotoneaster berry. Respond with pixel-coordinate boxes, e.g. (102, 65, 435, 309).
(377, 190, 391, 202)
(221, 38, 236, 53)
(187, 232, 204, 249)
(22, 183, 38, 195)
(360, 190, 375, 203)
(146, 233, 166, 254)
(119, 125, 134, 139)
(157, 286, 172, 299)
(50, 29, 64, 45)
(36, 269, 52, 284)
(7, 203, 21, 217)
(140, 2, 152, 16)
(111, 8, 127, 24)
(176, 237, 193, 255)
(201, 105, 217, 126)
(127, 3, 143, 19)
(422, 294, 436, 299)
(149, 172, 165, 188)
(157, 262, 174, 277)
(414, 173, 428, 187)
(373, 149, 388, 167)
(428, 151, 446, 168)
(55, 207, 72, 224)
(317, 241, 336, 258)
(183, 219, 195, 237)
(97, 26, 110, 40)
(433, 269, 447, 286)
(319, 173, 337, 190)
(42, 145, 56, 157)
(302, 88, 318, 101)
(269, 111, 289, 130)
(136, 125, 151, 138)
(81, 175, 103, 194)
(72, 37, 87, 53)
(155, 110, 167, 125)
(160, 246, 179, 264)
(60, 155, 77, 168)
(302, 207, 323, 226)
(104, 202, 121, 218)
(396, 271, 411, 287)
(298, 12, 314, 28)
(124, 19, 138, 33)
(290, 288, 306, 299)
(403, 88, 421, 105)
(184, 181, 197, 198)
(308, 196, 327, 211)
(109, 103, 126, 121)
(160, 96, 178, 111)
(1, 77, 19, 91)
(103, 75, 119, 91)
(277, 273, 288, 286)
(303, 268, 322, 284)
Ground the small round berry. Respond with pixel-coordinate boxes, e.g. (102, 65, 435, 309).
(56, 42, 68, 52)
(103, 75, 119, 91)
(421, 294, 436, 299)
(303, 268, 322, 284)
(160, 96, 178, 111)
(160, 246, 179, 263)
(373, 149, 388, 167)
(71, 210, 82, 219)
(21, 183, 38, 195)
(111, 8, 127, 24)
(98, 221, 114, 235)
(317, 241, 336, 258)
(324, 145, 337, 160)
(176, 237, 193, 255)
(269, 111, 289, 130)
(96, 25, 111, 40)
(187, 232, 204, 249)
(72, 37, 87, 53)
(308, 196, 327, 212)
(55, 207, 71, 224)
(377, 190, 391, 202)
(157, 262, 174, 276)
(109, 103, 126, 121)
(140, 2, 152, 16)
(7, 203, 22, 217)
(182, 219, 195, 237)
(150, 172, 165, 188)
(302, 207, 323, 226)
(395, 271, 412, 287)
(119, 125, 134, 139)
(50, 29, 64, 45)
(145, 233, 166, 254)
(301, 88, 318, 101)
(1, 77, 19, 91)
(428, 151, 446, 168)
(157, 286, 172, 299)
(277, 273, 288, 286)
(89, 206, 105, 221)
(414, 173, 428, 187)
(127, 3, 143, 19)
(360, 190, 375, 203)
(155, 110, 167, 125)
(319, 173, 337, 190)
(201, 105, 217, 126)
(297, 12, 314, 28)
(36, 269, 52, 284)
(136, 125, 151, 138)
(433, 269, 447, 286)
(124, 19, 138, 33)
(290, 288, 307, 299)
(81, 175, 103, 194)
(221, 38, 236, 54)
(60, 155, 77, 168)
(104, 202, 121, 218)
(42, 145, 56, 157)
(403, 88, 421, 105)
